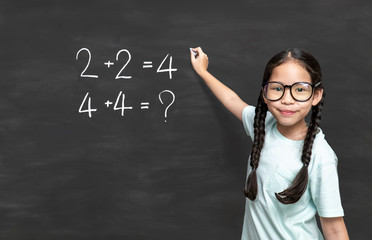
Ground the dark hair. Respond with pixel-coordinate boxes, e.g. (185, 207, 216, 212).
(244, 48, 324, 204)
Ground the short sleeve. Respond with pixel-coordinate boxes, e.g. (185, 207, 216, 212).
(242, 105, 255, 140)
(310, 158, 344, 218)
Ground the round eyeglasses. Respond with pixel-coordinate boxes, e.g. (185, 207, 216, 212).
(262, 81, 321, 102)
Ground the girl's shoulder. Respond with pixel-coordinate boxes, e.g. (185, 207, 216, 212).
(242, 106, 276, 139)
(242, 106, 276, 126)
(311, 129, 338, 167)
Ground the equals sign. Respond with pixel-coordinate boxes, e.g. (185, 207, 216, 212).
(143, 61, 153, 68)
(141, 102, 150, 109)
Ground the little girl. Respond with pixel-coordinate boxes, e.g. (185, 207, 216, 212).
(190, 47, 349, 240)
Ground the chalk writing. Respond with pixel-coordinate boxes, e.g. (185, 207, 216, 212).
(76, 48, 177, 80)
(159, 90, 175, 122)
(76, 48, 98, 78)
(115, 49, 132, 79)
(76, 48, 177, 122)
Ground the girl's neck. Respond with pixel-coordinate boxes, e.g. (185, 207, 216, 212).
(276, 121, 308, 141)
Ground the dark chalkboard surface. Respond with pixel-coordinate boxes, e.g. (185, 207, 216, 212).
(1, 0, 371, 239)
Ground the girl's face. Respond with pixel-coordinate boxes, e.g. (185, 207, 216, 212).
(263, 62, 323, 136)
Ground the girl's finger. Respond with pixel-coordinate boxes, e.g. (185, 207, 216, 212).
(190, 48, 198, 61)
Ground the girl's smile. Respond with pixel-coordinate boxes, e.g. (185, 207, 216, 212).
(279, 109, 297, 116)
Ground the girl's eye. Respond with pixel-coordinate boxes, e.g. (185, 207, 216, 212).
(271, 87, 283, 91)
(295, 87, 310, 93)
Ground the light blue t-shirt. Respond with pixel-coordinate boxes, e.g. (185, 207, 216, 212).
(241, 106, 344, 240)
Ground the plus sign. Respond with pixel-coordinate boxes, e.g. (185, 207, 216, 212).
(104, 60, 114, 68)
(105, 100, 113, 107)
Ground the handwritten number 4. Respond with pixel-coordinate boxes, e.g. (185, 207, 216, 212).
(79, 92, 97, 118)
(157, 54, 177, 79)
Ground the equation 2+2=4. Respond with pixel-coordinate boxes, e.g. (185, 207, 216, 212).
(76, 48, 178, 80)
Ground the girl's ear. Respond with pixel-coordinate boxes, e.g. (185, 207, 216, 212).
(262, 89, 268, 105)
(311, 88, 323, 106)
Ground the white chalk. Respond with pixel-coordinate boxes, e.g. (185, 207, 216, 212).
(190, 48, 197, 56)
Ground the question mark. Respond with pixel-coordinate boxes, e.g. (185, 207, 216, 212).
(159, 90, 175, 123)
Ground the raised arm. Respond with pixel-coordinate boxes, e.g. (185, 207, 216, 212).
(190, 47, 248, 121)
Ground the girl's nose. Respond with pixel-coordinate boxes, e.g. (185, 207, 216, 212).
(281, 88, 295, 104)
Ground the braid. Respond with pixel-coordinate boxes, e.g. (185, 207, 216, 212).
(275, 98, 324, 204)
(244, 91, 268, 200)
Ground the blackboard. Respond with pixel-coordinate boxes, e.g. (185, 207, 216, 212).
(1, 0, 371, 239)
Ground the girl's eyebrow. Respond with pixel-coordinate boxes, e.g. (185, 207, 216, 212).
(267, 80, 284, 84)
(268, 80, 312, 85)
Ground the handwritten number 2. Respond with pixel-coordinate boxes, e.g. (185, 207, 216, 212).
(115, 49, 132, 79)
(76, 48, 98, 78)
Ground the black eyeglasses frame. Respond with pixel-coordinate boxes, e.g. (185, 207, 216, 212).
(262, 81, 322, 102)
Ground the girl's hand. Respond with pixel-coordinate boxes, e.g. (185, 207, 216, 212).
(190, 47, 209, 75)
